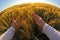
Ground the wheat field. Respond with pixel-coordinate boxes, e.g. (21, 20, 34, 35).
(0, 3, 60, 40)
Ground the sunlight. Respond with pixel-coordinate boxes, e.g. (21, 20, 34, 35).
(10, 0, 49, 5)
(17, 0, 49, 4)
(11, 0, 55, 6)
(3, 0, 56, 12)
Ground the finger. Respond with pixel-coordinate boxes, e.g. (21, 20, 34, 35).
(32, 12, 36, 18)
(11, 14, 16, 24)
(17, 16, 23, 25)
(32, 12, 42, 19)
(32, 13, 38, 20)
(19, 16, 23, 22)
(32, 12, 39, 19)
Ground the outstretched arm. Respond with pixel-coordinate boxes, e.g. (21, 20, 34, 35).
(0, 15, 22, 40)
(0, 26, 16, 40)
(43, 23, 60, 40)
(32, 13, 60, 40)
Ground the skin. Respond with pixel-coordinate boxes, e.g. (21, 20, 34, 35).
(11, 13, 45, 30)
(32, 13, 45, 29)
(11, 15, 23, 30)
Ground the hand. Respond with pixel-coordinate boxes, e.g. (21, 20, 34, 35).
(11, 15, 23, 30)
(32, 13, 45, 29)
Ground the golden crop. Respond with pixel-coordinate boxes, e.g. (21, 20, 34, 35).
(0, 3, 60, 40)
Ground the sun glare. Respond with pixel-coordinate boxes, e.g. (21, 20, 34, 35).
(11, 0, 55, 6)
(3, 0, 56, 11)
(17, 0, 49, 4)
(10, 0, 49, 5)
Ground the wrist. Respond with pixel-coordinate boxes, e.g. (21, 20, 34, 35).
(11, 25, 17, 30)
(12, 23, 20, 30)
(39, 22, 45, 30)
(10, 26, 16, 31)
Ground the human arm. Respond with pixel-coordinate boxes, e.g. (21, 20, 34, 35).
(32, 13, 60, 40)
(0, 15, 22, 40)
(42, 23, 60, 40)
(0, 26, 16, 40)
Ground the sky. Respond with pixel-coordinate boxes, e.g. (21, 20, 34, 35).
(0, 0, 60, 12)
